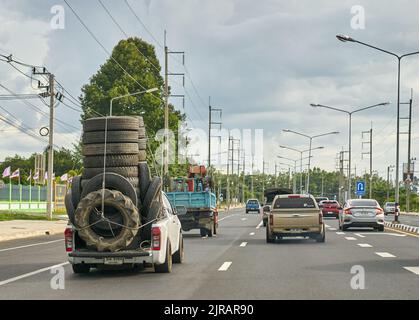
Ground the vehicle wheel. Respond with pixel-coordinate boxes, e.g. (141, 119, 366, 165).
(81, 172, 138, 207)
(138, 162, 151, 202)
(83, 116, 140, 132)
(263, 219, 267, 227)
(142, 177, 162, 213)
(207, 224, 213, 238)
(155, 241, 172, 273)
(316, 230, 326, 243)
(378, 225, 385, 232)
(342, 225, 348, 231)
(200, 228, 208, 237)
(172, 234, 184, 264)
(82, 130, 139, 144)
(71, 176, 82, 210)
(74, 189, 140, 252)
(246, 210, 248, 214)
(65, 191, 76, 224)
(83, 154, 138, 168)
(140, 199, 162, 240)
(82, 143, 139, 156)
(72, 264, 90, 274)
(82, 166, 138, 180)
(266, 227, 274, 243)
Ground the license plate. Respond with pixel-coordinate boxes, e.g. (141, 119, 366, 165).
(290, 229, 302, 232)
(328, 212, 333, 214)
(104, 257, 124, 265)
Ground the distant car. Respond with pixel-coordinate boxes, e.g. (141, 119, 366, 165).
(266, 194, 325, 243)
(339, 199, 384, 232)
(383, 202, 396, 215)
(262, 188, 293, 227)
(320, 200, 341, 219)
(246, 199, 261, 213)
(315, 197, 329, 208)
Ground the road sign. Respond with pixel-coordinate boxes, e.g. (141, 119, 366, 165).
(356, 181, 365, 196)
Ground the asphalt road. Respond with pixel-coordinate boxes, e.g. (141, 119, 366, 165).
(1, 208, 419, 299)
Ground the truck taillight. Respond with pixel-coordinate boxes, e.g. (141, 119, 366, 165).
(64, 227, 73, 252)
(152, 227, 161, 251)
(269, 214, 274, 226)
(319, 212, 323, 224)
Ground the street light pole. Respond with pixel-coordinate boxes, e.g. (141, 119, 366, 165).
(110, 87, 158, 116)
(336, 34, 419, 221)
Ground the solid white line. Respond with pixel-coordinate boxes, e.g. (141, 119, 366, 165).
(357, 243, 373, 248)
(354, 233, 366, 238)
(218, 213, 238, 222)
(336, 232, 345, 235)
(256, 221, 263, 229)
(375, 252, 396, 258)
(404, 267, 419, 275)
(345, 237, 357, 241)
(249, 232, 255, 236)
(239, 242, 248, 247)
(218, 261, 232, 271)
(0, 262, 69, 286)
(0, 239, 64, 253)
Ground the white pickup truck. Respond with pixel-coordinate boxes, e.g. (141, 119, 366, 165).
(65, 192, 184, 274)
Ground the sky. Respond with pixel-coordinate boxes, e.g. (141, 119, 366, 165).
(0, 0, 419, 181)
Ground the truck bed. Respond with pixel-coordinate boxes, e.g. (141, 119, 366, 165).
(166, 191, 216, 210)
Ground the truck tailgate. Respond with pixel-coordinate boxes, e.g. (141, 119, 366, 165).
(272, 209, 320, 228)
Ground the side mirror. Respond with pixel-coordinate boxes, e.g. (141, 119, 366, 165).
(263, 205, 271, 213)
(175, 205, 187, 216)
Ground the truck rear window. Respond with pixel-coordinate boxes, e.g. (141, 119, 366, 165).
(273, 197, 316, 209)
(247, 200, 259, 205)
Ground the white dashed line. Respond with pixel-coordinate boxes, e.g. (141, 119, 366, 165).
(325, 224, 331, 228)
(239, 242, 248, 247)
(336, 232, 345, 235)
(218, 214, 238, 222)
(328, 228, 337, 231)
(345, 237, 357, 241)
(241, 218, 247, 221)
(218, 262, 232, 271)
(249, 232, 255, 236)
(357, 243, 373, 248)
(404, 267, 419, 275)
(375, 252, 396, 258)
(256, 221, 263, 229)
(354, 233, 366, 238)
(0, 262, 69, 286)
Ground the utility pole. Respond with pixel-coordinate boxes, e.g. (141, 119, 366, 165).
(242, 150, 245, 203)
(251, 154, 254, 198)
(208, 97, 222, 173)
(262, 161, 268, 202)
(361, 124, 373, 198)
(400, 90, 413, 213)
(387, 165, 394, 202)
(47, 73, 55, 220)
(274, 163, 279, 188)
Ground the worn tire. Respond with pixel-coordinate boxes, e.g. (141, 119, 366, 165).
(82, 131, 139, 144)
(83, 154, 138, 168)
(142, 177, 162, 214)
(71, 176, 82, 210)
(81, 172, 138, 207)
(82, 166, 138, 180)
(82, 143, 139, 156)
(138, 138, 147, 151)
(138, 162, 151, 202)
(155, 241, 172, 273)
(74, 189, 140, 252)
(65, 191, 76, 224)
(138, 150, 147, 162)
(172, 234, 184, 264)
(140, 199, 162, 240)
(138, 127, 146, 139)
(83, 116, 140, 132)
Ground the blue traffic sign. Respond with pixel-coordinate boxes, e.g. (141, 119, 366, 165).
(356, 181, 366, 196)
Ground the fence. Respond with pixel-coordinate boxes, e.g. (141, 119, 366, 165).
(0, 183, 67, 211)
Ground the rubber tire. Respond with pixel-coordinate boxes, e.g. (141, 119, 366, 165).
(200, 228, 208, 237)
(82, 130, 139, 145)
(140, 199, 162, 240)
(378, 225, 385, 232)
(83, 154, 138, 168)
(342, 225, 348, 231)
(138, 162, 151, 202)
(316, 228, 326, 243)
(81, 172, 138, 207)
(83, 116, 140, 132)
(65, 191, 76, 224)
(155, 241, 172, 273)
(82, 166, 138, 180)
(142, 177, 162, 214)
(172, 234, 184, 264)
(138, 138, 147, 151)
(207, 221, 214, 238)
(74, 189, 140, 252)
(138, 150, 147, 162)
(263, 220, 267, 227)
(71, 176, 82, 210)
(266, 227, 274, 243)
(138, 127, 146, 139)
(82, 143, 139, 156)
(72, 264, 90, 274)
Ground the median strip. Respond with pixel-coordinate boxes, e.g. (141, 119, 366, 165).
(218, 262, 232, 271)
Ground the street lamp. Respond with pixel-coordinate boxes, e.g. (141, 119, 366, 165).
(282, 129, 338, 194)
(279, 145, 323, 194)
(109, 87, 158, 116)
(310, 102, 389, 199)
(336, 34, 419, 222)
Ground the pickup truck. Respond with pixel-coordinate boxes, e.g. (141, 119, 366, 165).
(262, 188, 293, 226)
(266, 194, 325, 243)
(166, 191, 218, 237)
(65, 192, 184, 274)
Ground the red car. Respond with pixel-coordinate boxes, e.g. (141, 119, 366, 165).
(320, 200, 341, 219)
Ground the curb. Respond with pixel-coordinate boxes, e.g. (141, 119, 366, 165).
(0, 228, 65, 242)
(384, 221, 419, 234)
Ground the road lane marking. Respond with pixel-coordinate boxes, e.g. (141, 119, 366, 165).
(403, 267, 419, 275)
(0, 239, 64, 252)
(328, 228, 337, 231)
(375, 252, 396, 258)
(357, 243, 373, 248)
(356, 232, 406, 237)
(218, 214, 239, 222)
(239, 242, 248, 247)
(325, 224, 331, 228)
(241, 218, 247, 221)
(384, 228, 419, 238)
(354, 233, 366, 238)
(345, 237, 357, 240)
(218, 262, 232, 271)
(336, 232, 345, 235)
(0, 262, 69, 286)
(256, 221, 263, 229)
(249, 232, 255, 236)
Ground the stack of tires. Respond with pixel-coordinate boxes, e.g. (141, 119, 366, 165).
(65, 116, 163, 252)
